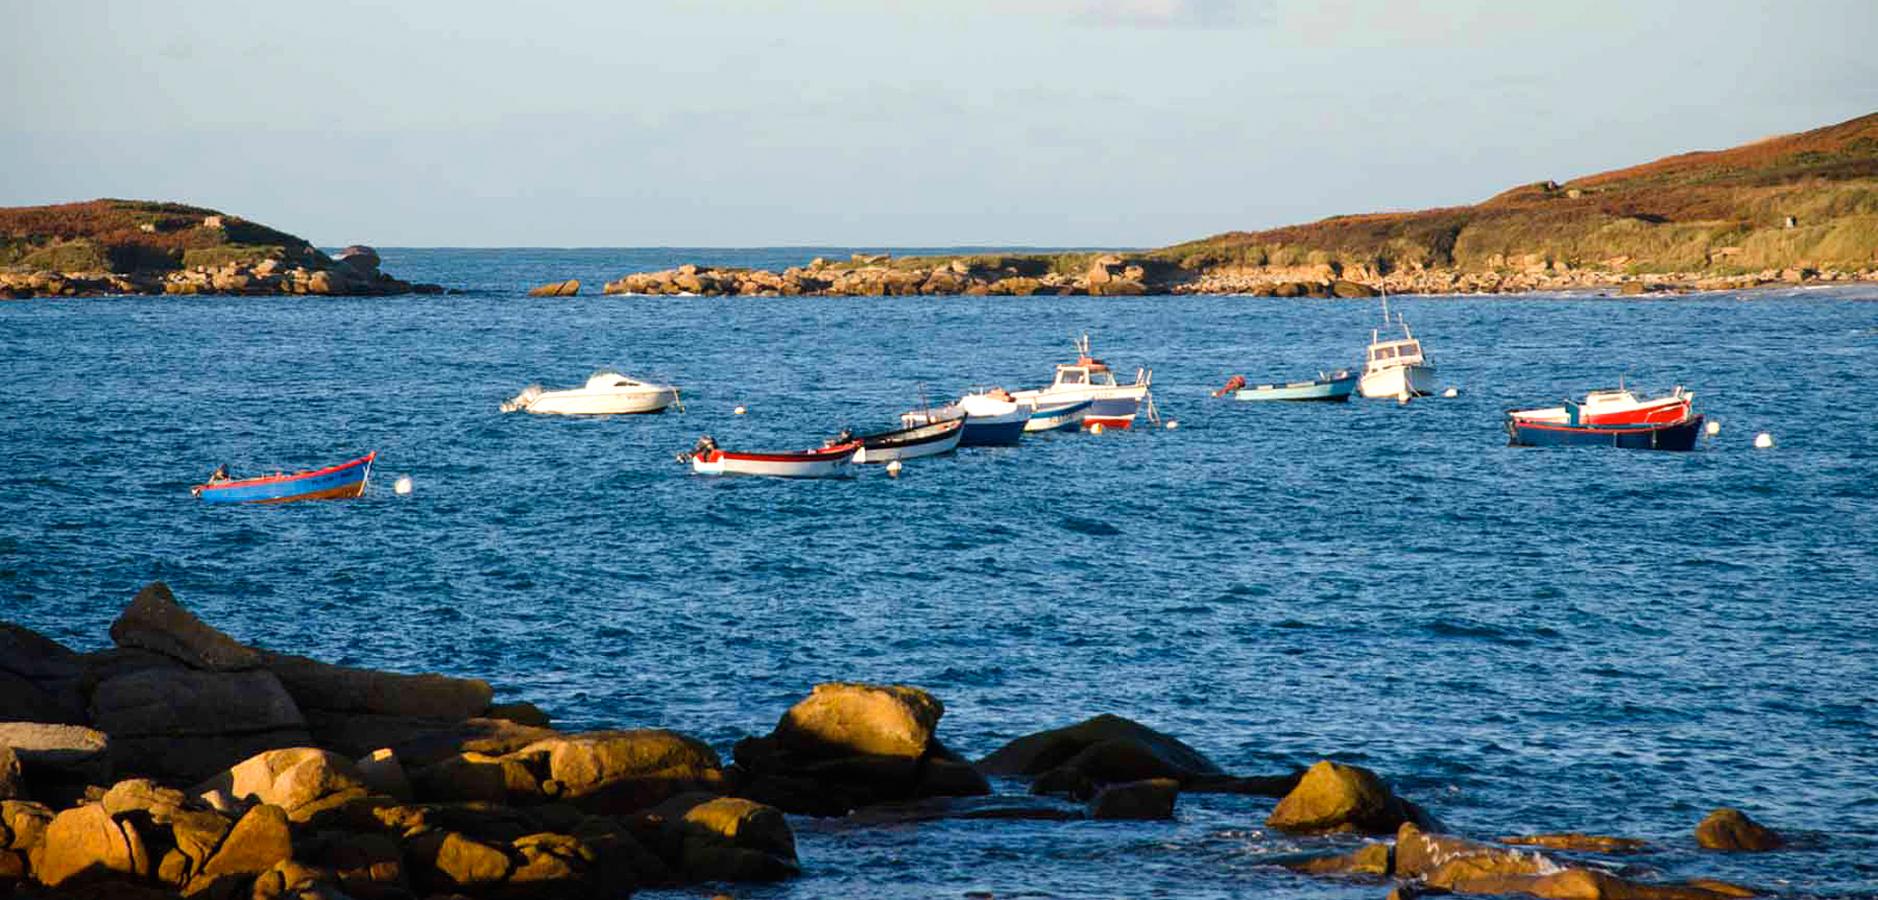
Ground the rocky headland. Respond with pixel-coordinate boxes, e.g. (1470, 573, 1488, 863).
(0, 200, 440, 299)
(1, 583, 1798, 899)
(600, 111, 1878, 299)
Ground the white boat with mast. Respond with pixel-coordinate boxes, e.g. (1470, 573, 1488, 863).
(1358, 292, 1437, 400)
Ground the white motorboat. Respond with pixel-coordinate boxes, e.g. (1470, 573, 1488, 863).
(502, 371, 679, 415)
(1010, 335, 1155, 429)
(1358, 301, 1437, 399)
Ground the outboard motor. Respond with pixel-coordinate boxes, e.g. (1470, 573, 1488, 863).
(500, 384, 544, 413)
(676, 434, 718, 463)
(1212, 374, 1247, 398)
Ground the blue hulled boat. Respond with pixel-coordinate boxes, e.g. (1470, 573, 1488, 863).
(192, 452, 377, 504)
(1505, 415, 1705, 451)
(1023, 398, 1093, 433)
(1228, 369, 1357, 402)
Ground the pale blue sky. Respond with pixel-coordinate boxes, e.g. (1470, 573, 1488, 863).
(4, 0, 1875, 247)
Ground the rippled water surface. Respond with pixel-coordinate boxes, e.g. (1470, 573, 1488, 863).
(3, 249, 1875, 899)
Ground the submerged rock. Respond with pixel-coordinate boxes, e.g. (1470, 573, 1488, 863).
(642, 793, 798, 882)
(1498, 832, 1651, 853)
(977, 713, 1226, 795)
(1089, 778, 1178, 821)
(1695, 807, 1783, 851)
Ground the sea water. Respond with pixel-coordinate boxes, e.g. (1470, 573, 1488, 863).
(1, 249, 1874, 898)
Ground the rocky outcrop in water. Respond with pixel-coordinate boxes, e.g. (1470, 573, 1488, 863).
(0, 582, 1807, 899)
(0, 200, 443, 299)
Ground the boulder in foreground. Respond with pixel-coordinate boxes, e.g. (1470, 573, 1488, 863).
(732, 682, 989, 815)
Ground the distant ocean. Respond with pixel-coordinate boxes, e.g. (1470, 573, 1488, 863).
(2, 249, 1874, 899)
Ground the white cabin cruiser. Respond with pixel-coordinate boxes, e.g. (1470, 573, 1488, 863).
(1358, 304, 1437, 399)
(502, 371, 679, 415)
(1011, 335, 1154, 429)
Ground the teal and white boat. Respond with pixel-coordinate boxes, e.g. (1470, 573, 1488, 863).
(1224, 369, 1357, 402)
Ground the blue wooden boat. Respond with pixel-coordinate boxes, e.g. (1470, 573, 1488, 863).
(192, 452, 376, 504)
(1231, 369, 1357, 402)
(1505, 415, 1704, 451)
(1023, 398, 1093, 433)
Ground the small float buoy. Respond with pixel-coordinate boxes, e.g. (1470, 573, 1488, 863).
(1165, 420, 1180, 430)
(733, 406, 747, 416)
(885, 460, 903, 478)
(1754, 432, 1775, 449)
(1442, 387, 1459, 398)
(1705, 420, 1721, 437)
(393, 475, 413, 495)
(1089, 422, 1106, 435)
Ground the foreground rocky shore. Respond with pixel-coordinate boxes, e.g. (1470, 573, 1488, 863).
(2, 584, 1795, 899)
(595, 253, 1876, 299)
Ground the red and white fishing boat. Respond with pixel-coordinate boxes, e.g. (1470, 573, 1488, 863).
(1508, 384, 1694, 427)
(679, 435, 859, 478)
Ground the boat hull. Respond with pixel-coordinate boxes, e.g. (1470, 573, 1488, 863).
(959, 416, 1027, 446)
(855, 419, 965, 463)
(1507, 415, 1705, 451)
(521, 388, 676, 415)
(1023, 399, 1093, 432)
(1359, 364, 1437, 399)
(691, 444, 858, 477)
(195, 452, 375, 504)
(900, 399, 1028, 447)
(1235, 372, 1356, 402)
(1084, 395, 1140, 429)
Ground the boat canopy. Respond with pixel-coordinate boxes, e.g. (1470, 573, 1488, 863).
(1368, 339, 1423, 363)
(1054, 362, 1118, 388)
(585, 371, 648, 389)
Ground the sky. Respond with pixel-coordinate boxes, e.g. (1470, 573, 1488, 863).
(3, 0, 1876, 247)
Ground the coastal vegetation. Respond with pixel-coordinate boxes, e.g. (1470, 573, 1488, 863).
(6, 113, 1878, 299)
(0, 200, 438, 298)
(0, 583, 1792, 899)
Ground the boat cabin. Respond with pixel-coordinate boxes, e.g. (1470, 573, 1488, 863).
(1366, 339, 1424, 366)
(1052, 358, 1120, 389)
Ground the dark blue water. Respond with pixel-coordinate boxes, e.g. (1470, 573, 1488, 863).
(3, 249, 1875, 899)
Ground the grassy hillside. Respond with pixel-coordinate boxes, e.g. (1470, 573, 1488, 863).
(0, 199, 327, 274)
(1154, 112, 1878, 277)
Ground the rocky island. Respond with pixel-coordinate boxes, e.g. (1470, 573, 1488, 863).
(1, 584, 1796, 899)
(0, 200, 440, 299)
(604, 111, 1878, 298)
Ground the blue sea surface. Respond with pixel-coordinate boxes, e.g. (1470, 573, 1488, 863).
(2, 248, 1876, 899)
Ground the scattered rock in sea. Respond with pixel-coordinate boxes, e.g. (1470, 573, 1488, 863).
(1695, 807, 1784, 851)
(1497, 832, 1651, 853)
(527, 279, 581, 297)
(731, 682, 989, 815)
(1088, 777, 1179, 820)
(976, 713, 1237, 799)
(1265, 760, 1436, 835)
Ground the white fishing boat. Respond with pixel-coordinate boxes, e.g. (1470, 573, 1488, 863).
(837, 417, 965, 464)
(1011, 335, 1155, 429)
(1358, 300, 1437, 399)
(502, 371, 679, 415)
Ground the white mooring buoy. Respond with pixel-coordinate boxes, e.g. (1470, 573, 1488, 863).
(733, 406, 747, 416)
(885, 460, 903, 478)
(393, 475, 413, 495)
(1705, 420, 1721, 437)
(1443, 387, 1459, 398)
(1089, 422, 1106, 435)
(1165, 420, 1180, 430)
(1754, 432, 1775, 449)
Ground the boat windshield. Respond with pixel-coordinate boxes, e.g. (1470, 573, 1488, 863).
(1057, 369, 1086, 386)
